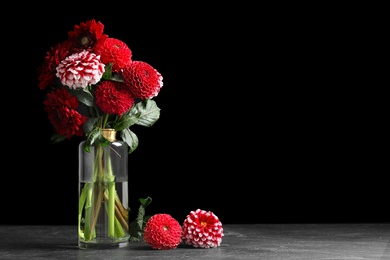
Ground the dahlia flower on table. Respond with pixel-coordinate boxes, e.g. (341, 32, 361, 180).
(182, 209, 224, 248)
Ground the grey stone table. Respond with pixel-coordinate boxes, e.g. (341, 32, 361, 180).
(0, 224, 389, 260)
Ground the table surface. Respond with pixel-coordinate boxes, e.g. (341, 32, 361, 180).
(0, 224, 389, 260)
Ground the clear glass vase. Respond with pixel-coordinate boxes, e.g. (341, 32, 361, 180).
(78, 128, 130, 249)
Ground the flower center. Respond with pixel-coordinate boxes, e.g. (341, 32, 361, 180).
(81, 36, 90, 46)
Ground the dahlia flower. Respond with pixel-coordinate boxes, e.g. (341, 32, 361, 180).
(37, 41, 71, 90)
(122, 60, 163, 99)
(56, 50, 105, 89)
(68, 19, 108, 50)
(182, 209, 224, 248)
(144, 214, 182, 250)
(43, 87, 87, 139)
(95, 80, 135, 115)
(96, 37, 132, 72)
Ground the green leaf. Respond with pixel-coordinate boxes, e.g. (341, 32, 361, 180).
(136, 207, 145, 231)
(84, 127, 102, 152)
(101, 63, 113, 79)
(114, 113, 140, 131)
(82, 117, 98, 135)
(131, 99, 160, 127)
(139, 197, 152, 208)
(120, 128, 139, 154)
(67, 88, 94, 108)
(128, 221, 143, 241)
(136, 196, 152, 233)
(110, 73, 124, 82)
(77, 89, 94, 107)
(50, 133, 67, 144)
(128, 196, 152, 241)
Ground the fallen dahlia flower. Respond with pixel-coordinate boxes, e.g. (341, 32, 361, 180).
(143, 214, 182, 250)
(182, 209, 224, 248)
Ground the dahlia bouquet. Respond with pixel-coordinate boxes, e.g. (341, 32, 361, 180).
(37, 19, 161, 243)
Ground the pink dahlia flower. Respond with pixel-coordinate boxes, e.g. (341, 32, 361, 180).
(144, 214, 182, 250)
(182, 209, 224, 248)
(56, 50, 105, 89)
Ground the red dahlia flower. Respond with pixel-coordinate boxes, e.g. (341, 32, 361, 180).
(122, 61, 163, 100)
(43, 87, 87, 139)
(68, 19, 108, 51)
(182, 209, 224, 248)
(95, 81, 135, 115)
(143, 214, 182, 250)
(56, 50, 105, 89)
(96, 38, 132, 73)
(37, 41, 71, 90)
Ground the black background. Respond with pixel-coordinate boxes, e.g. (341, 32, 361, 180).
(2, 4, 386, 225)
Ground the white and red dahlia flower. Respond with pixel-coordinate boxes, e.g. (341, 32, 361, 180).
(144, 214, 182, 250)
(182, 209, 224, 248)
(56, 50, 105, 89)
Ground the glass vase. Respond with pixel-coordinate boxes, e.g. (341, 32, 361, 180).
(78, 128, 130, 249)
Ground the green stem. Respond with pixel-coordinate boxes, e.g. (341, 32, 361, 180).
(102, 114, 109, 128)
(114, 216, 126, 237)
(78, 183, 89, 239)
(82, 145, 104, 241)
(83, 183, 94, 241)
(106, 153, 115, 237)
(103, 192, 129, 233)
(115, 194, 129, 222)
(108, 182, 115, 237)
(90, 183, 104, 236)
